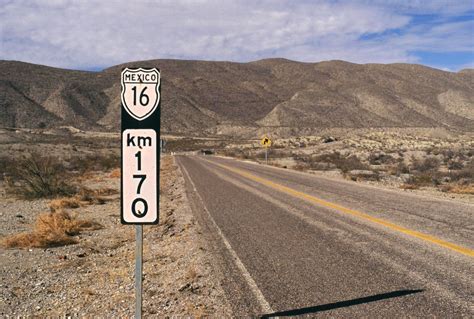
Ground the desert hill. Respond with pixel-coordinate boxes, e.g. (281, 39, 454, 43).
(1, 58, 473, 136)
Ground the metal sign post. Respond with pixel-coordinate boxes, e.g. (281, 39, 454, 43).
(121, 68, 161, 318)
(160, 138, 166, 154)
(135, 225, 143, 319)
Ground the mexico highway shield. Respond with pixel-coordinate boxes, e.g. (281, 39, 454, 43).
(121, 68, 160, 121)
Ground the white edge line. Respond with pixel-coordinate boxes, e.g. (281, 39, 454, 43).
(178, 158, 274, 314)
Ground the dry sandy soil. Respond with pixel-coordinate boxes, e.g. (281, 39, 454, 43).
(0, 156, 231, 317)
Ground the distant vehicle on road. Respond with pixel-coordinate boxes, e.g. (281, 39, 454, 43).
(201, 149, 214, 155)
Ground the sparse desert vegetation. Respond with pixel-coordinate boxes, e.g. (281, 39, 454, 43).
(1, 148, 119, 250)
(3, 210, 103, 248)
(2, 154, 77, 199)
(1, 150, 120, 199)
(49, 197, 82, 212)
(217, 129, 474, 202)
(0, 132, 230, 317)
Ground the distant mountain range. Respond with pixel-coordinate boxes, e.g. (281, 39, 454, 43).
(1, 58, 473, 136)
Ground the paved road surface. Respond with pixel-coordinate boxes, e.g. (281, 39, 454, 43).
(175, 155, 473, 317)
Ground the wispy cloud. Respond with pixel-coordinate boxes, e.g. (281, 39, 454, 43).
(0, 0, 472, 70)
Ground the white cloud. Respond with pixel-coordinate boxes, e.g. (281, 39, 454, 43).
(457, 61, 474, 71)
(0, 0, 471, 69)
(348, 0, 474, 15)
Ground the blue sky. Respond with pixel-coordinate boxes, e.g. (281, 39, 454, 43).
(0, 0, 473, 71)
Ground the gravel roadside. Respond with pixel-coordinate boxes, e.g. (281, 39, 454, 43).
(0, 156, 231, 317)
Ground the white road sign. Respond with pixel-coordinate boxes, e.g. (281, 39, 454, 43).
(122, 129, 158, 224)
(120, 67, 161, 319)
(121, 67, 160, 225)
(121, 68, 160, 121)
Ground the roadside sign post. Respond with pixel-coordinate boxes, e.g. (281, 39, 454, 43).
(260, 136, 272, 164)
(121, 68, 161, 319)
(135, 224, 143, 318)
(160, 138, 166, 154)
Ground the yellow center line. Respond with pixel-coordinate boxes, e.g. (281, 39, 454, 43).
(205, 159, 474, 258)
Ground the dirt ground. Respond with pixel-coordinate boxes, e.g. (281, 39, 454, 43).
(0, 156, 231, 317)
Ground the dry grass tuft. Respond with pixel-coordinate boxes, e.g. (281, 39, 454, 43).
(3, 230, 78, 248)
(76, 187, 117, 205)
(35, 211, 103, 235)
(109, 168, 120, 178)
(49, 197, 81, 212)
(400, 183, 419, 190)
(2, 211, 103, 248)
(93, 187, 118, 196)
(439, 184, 474, 195)
(186, 266, 198, 282)
(48, 186, 118, 211)
(77, 171, 96, 182)
(185, 303, 209, 318)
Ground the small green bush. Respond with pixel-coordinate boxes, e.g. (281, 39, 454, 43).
(394, 162, 410, 175)
(449, 159, 473, 182)
(447, 160, 463, 170)
(292, 152, 368, 173)
(406, 174, 433, 187)
(411, 157, 440, 172)
(368, 153, 395, 165)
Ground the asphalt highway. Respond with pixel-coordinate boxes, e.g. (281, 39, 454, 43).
(175, 155, 473, 317)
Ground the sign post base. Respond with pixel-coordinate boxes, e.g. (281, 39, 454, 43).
(135, 225, 143, 319)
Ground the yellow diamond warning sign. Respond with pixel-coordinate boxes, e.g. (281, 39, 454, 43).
(261, 136, 272, 147)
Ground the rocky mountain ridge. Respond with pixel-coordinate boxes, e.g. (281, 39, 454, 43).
(1, 58, 473, 136)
